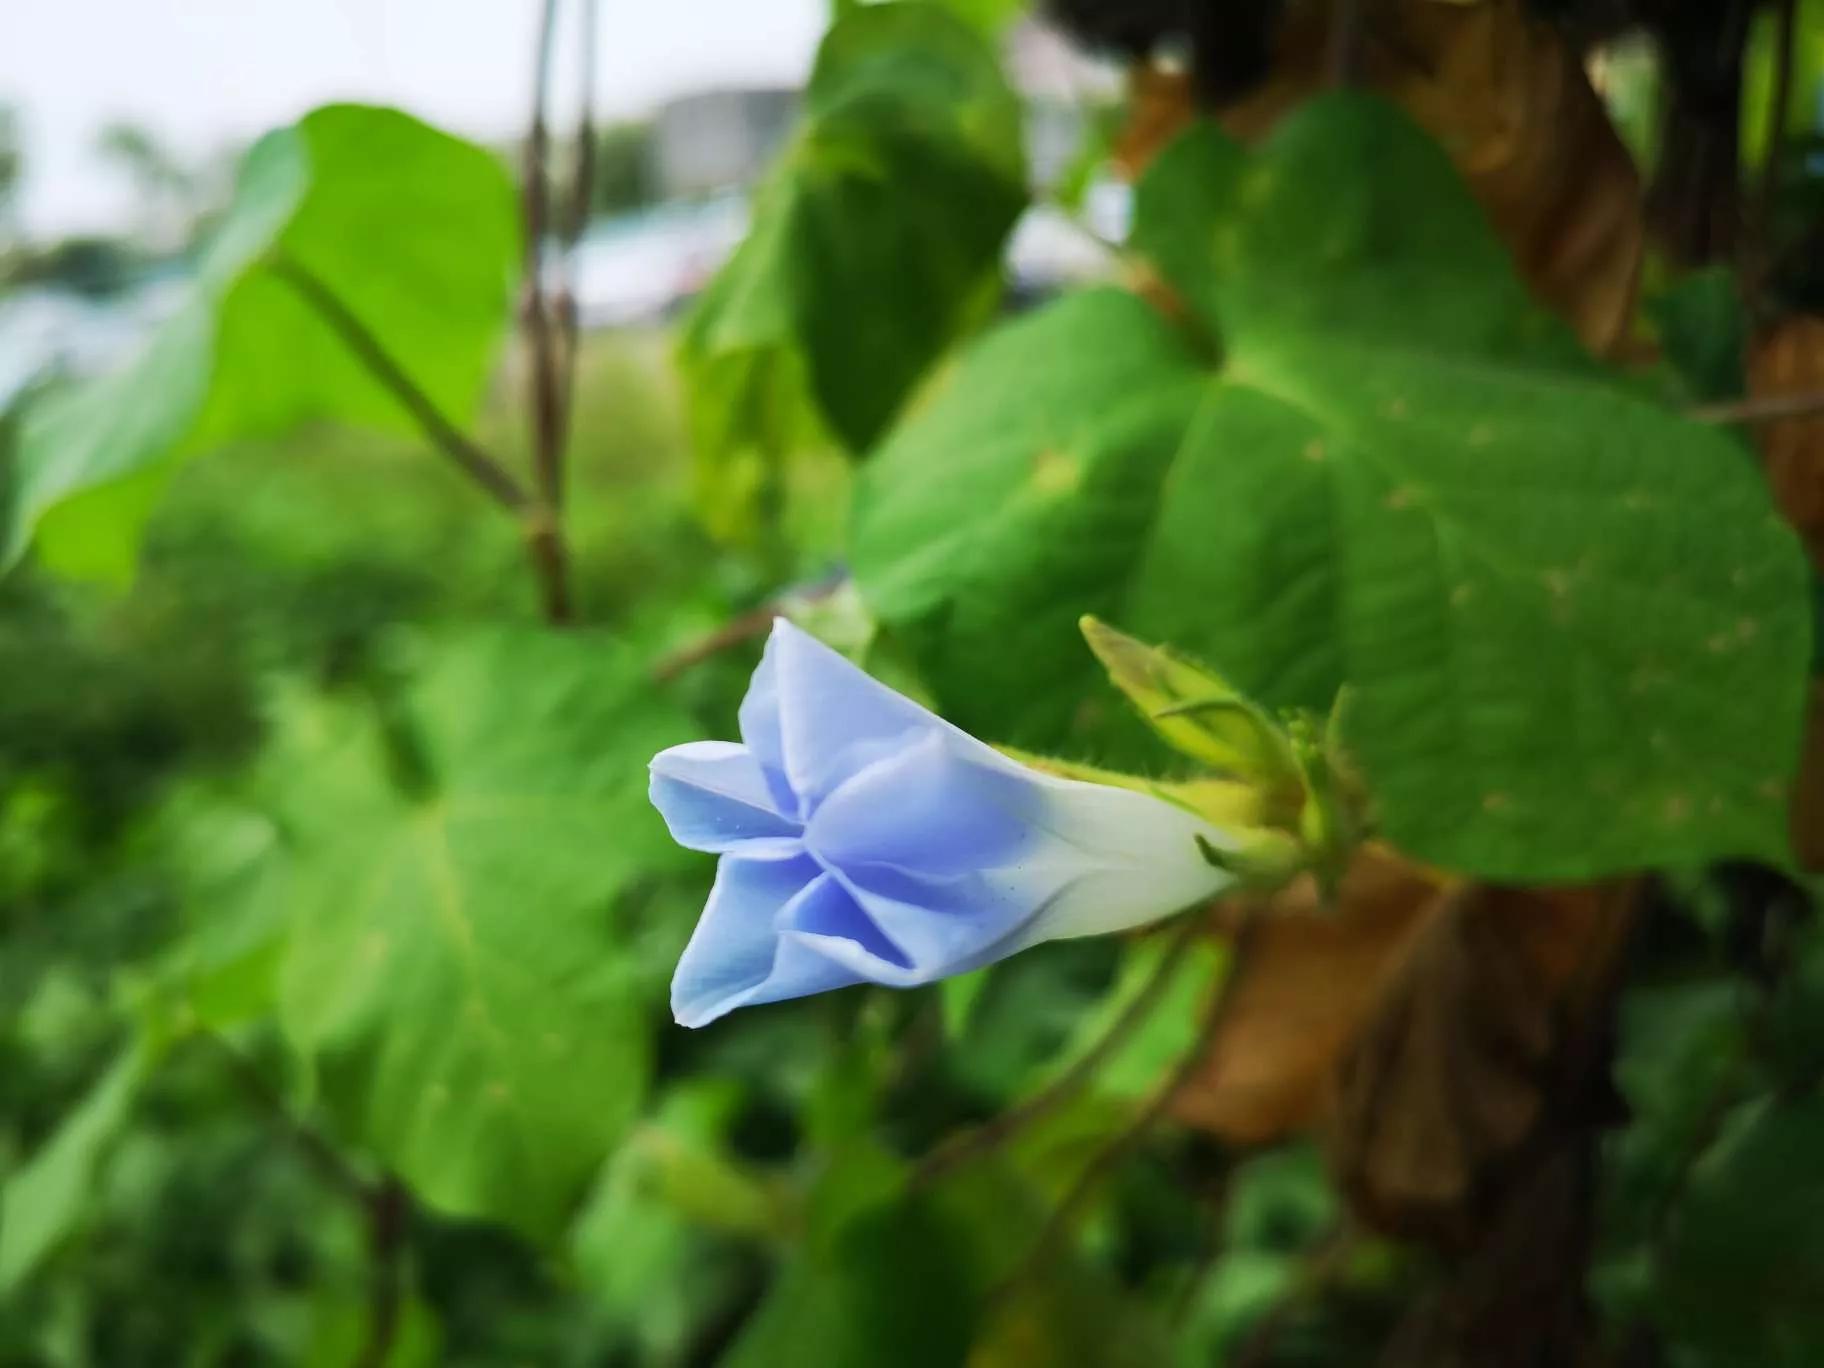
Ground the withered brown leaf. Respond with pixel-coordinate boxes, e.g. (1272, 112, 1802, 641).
(1111, 0, 1644, 358)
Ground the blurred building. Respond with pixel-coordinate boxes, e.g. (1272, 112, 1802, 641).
(652, 87, 798, 198)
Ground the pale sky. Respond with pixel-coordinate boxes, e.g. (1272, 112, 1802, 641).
(3, 0, 827, 238)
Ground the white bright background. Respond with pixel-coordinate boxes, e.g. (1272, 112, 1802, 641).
(3, 0, 826, 239)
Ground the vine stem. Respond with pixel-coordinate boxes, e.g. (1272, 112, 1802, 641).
(556, 0, 600, 437)
(1326, 0, 1368, 89)
(265, 254, 571, 623)
(1690, 389, 1824, 425)
(523, 0, 564, 506)
(648, 571, 847, 683)
(355, 1177, 411, 1368)
(911, 912, 1206, 1190)
(1000, 905, 1266, 1290)
(268, 256, 529, 512)
(205, 1032, 371, 1204)
(207, 1035, 411, 1366)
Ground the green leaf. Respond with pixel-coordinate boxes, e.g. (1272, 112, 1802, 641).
(1001, 930, 1227, 1191)
(155, 789, 294, 1030)
(679, 1, 1026, 528)
(1656, 1094, 1824, 1366)
(854, 95, 1812, 880)
(7, 104, 517, 581)
(0, 1042, 153, 1293)
(269, 629, 698, 1240)
(1647, 266, 1748, 403)
(723, 1153, 984, 1368)
(570, 1082, 781, 1359)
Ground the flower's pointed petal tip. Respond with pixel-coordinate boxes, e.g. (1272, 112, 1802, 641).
(767, 613, 808, 643)
(766, 614, 841, 668)
(670, 992, 733, 1030)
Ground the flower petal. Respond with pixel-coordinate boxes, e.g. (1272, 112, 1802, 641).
(807, 729, 1236, 971)
(744, 619, 948, 813)
(671, 856, 862, 1026)
(648, 741, 802, 857)
(734, 641, 798, 815)
(804, 730, 1034, 873)
(1007, 780, 1237, 942)
(803, 731, 1146, 974)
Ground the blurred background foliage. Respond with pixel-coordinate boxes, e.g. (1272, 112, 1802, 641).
(1, 0, 1823, 1364)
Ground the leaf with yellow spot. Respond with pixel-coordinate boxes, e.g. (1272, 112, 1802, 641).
(854, 95, 1811, 880)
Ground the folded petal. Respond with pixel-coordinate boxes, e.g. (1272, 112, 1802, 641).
(734, 642, 798, 815)
(671, 856, 863, 1026)
(804, 730, 1033, 875)
(648, 741, 802, 857)
(742, 619, 948, 814)
(824, 860, 1066, 980)
(806, 730, 1229, 975)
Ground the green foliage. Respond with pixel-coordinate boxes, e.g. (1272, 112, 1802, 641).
(1656, 1094, 1824, 1365)
(6, 103, 518, 582)
(6, 10, 1821, 1364)
(259, 630, 699, 1238)
(679, 1, 1026, 540)
(0, 1043, 153, 1293)
(855, 96, 1812, 879)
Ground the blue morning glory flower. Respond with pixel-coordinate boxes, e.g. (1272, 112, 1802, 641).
(649, 618, 1240, 1027)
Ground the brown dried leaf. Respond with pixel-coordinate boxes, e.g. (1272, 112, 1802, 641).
(1327, 877, 1636, 1244)
(1168, 845, 1451, 1145)
(1745, 318, 1824, 871)
(1111, 63, 1196, 181)
(1751, 315, 1824, 568)
(1113, 0, 1645, 357)
(1171, 842, 1637, 1242)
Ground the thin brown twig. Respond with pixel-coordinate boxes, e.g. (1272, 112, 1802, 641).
(268, 253, 573, 622)
(205, 1031, 371, 1204)
(1326, 0, 1369, 89)
(267, 254, 531, 513)
(1690, 389, 1824, 425)
(649, 573, 846, 683)
(523, 0, 564, 505)
(912, 913, 1207, 1190)
(355, 1177, 411, 1368)
(207, 1034, 410, 1368)
(518, 0, 574, 624)
(555, 0, 600, 437)
(1001, 905, 1266, 1291)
